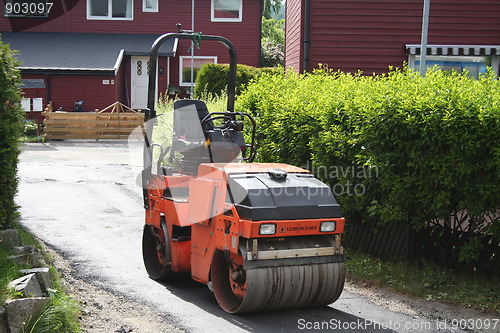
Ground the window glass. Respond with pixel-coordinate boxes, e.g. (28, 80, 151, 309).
(112, 0, 128, 17)
(32, 98, 43, 112)
(143, 0, 158, 12)
(414, 56, 489, 79)
(212, 0, 242, 21)
(180, 57, 217, 86)
(21, 98, 30, 112)
(90, 0, 108, 17)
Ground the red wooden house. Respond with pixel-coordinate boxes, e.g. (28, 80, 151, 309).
(286, 0, 500, 75)
(1, 0, 261, 112)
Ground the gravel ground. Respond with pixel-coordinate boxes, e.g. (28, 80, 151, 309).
(43, 244, 185, 333)
(343, 281, 499, 333)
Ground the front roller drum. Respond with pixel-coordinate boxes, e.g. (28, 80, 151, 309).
(211, 250, 345, 313)
(142, 224, 178, 280)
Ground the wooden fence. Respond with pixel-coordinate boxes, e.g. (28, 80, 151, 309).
(344, 219, 412, 262)
(344, 219, 499, 274)
(42, 102, 145, 140)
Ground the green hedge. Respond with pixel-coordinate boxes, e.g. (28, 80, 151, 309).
(194, 63, 276, 98)
(236, 67, 500, 268)
(0, 39, 23, 229)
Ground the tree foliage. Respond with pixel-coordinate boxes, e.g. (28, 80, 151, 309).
(194, 63, 272, 98)
(262, 0, 283, 20)
(0, 38, 23, 229)
(261, 18, 284, 67)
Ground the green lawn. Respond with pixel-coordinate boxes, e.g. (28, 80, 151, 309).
(345, 250, 500, 313)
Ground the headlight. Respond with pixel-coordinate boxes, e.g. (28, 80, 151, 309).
(259, 223, 276, 235)
(320, 221, 336, 232)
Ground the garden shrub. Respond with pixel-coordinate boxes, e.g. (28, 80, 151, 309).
(236, 66, 500, 271)
(194, 63, 274, 98)
(0, 39, 23, 230)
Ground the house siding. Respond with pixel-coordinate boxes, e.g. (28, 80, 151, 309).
(287, 0, 500, 74)
(0, 0, 260, 67)
(2, 0, 261, 111)
(285, 0, 303, 73)
(50, 75, 117, 111)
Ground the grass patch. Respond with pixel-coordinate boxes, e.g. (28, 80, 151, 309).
(23, 292, 80, 333)
(0, 243, 26, 304)
(345, 250, 500, 313)
(19, 120, 45, 143)
(153, 93, 229, 148)
(15, 224, 41, 248)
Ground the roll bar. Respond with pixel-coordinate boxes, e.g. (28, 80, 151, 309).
(146, 32, 237, 121)
(142, 32, 238, 209)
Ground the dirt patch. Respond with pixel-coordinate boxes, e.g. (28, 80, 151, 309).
(344, 280, 499, 333)
(44, 245, 185, 333)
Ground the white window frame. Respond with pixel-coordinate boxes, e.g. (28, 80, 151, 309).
(179, 56, 218, 86)
(211, 0, 242, 22)
(143, 0, 158, 12)
(87, 0, 133, 21)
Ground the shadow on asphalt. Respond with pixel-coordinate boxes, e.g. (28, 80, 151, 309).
(21, 143, 59, 151)
(160, 279, 394, 333)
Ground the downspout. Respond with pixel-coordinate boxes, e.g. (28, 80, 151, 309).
(259, 0, 264, 67)
(44, 74, 51, 106)
(303, 0, 311, 72)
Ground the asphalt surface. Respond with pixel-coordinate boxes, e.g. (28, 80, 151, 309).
(16, 141, 469, 333)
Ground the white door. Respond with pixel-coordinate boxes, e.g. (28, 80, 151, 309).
(131, 56, 156, 109)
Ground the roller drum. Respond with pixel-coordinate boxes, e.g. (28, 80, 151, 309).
(211, 236, 345, 313)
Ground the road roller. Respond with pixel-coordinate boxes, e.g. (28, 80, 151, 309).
(141, 31, 345, 313)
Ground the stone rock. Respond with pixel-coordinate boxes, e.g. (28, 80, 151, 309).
(8, 273, 43, 297)
(0, 306, 7, 333)
(0, 229, 19, 249)
(12, 245, 35, 255)
(5, 248, 40, 267)
(20, 267, 53, 291)
(4, 297, 49, 333)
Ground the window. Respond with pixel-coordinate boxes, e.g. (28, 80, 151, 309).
(211, 0, 242, 22)
(411, 55, 494, 79)
(179, 56, 217, 86)
(406, 45, 500, 79)
(21, 98, 30, 112)
(87, 0, 133, 20)
(143, 0, 158, 12)
(32, 98, 43, 111)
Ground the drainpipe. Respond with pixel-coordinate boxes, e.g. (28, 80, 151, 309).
(44, 74, 51, 107)
(303, 0, 311, 73)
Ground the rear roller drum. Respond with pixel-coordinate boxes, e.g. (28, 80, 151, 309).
(142, 224, 177, 280)
(211, 249, 345, 313)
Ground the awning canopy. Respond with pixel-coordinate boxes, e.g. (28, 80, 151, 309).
(406, 44, 500, 57)
(1, 32, 178, 74)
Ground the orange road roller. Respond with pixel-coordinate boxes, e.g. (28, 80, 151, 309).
(141, 32, 345, 313)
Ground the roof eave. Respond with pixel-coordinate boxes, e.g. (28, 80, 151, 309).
(20, 68, 116, 75)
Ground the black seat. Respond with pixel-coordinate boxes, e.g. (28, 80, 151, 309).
(170, 100, 212, 173)
(173, 100, 210, 140)
(170, 99, 244, 174)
